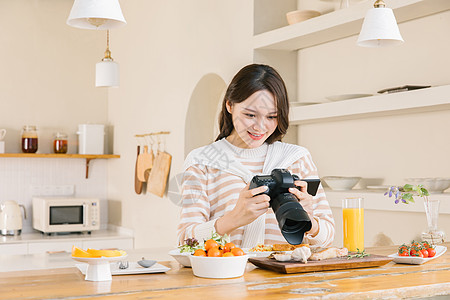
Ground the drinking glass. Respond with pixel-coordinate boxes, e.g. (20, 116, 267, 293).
(343, 197, 364, 252)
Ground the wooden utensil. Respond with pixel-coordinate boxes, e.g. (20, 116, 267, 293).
(136, 145, 154, 182)
(134, 145, 143, 194)
(248, 254, 393, 274)
(147, 150, 172, 197)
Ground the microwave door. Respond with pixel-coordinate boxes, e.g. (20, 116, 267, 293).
(50, 206, 84, 225)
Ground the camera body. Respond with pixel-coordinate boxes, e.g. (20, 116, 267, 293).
(249, 169, 315, 245)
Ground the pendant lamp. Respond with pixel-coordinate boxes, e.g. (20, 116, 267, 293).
(357, 0, 403, 47)
(67, 0, 126, 30)
(96, 30, 119, 88)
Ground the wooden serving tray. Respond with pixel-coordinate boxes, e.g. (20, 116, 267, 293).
(248, 254, 393, 274)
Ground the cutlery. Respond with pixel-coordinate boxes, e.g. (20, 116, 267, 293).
(118, 261, 129, 269)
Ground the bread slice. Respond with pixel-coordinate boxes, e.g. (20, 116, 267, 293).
(272, 243, 309, 251)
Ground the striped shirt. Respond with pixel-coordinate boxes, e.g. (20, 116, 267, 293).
(178, 140, 335, 248)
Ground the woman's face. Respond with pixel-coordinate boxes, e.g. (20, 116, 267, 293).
(226, 90, 278, 149)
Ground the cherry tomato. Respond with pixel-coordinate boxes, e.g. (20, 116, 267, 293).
(223, 242, 236, 253)
(421, 241, 431, 249)
(399, 251, 410, 256)
(427, 248, 436, 258)
(207, 247, 222, 257)
(231, 247, 245, 256)
(204, 239, 219, 251)
(193, 249, 206, 256)
(420, 249, 429, 258)
(410, 249, 423, 257)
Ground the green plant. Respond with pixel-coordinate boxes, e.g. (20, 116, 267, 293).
(385, 184, 429, 204)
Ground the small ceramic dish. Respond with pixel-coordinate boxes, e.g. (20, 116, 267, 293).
(388, 245, 447, 265)
(322, 176, 361, 191)
(286, 10, 321, 25)
(168, 249, 192, 267)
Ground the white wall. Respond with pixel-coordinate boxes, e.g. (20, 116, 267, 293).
(107, 1, 254, 249)
(0, 0, 111, 233)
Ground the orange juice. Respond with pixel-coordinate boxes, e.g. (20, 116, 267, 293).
(343, 208, 364, 252)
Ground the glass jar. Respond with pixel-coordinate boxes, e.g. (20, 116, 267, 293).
(53, 132, 68, 154)
(22, 125, 38, 153)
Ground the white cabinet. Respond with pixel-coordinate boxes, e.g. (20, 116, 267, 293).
(0, 243, 28, 255)
(0, 231, 134, 255)
(28, 241, 82, 254)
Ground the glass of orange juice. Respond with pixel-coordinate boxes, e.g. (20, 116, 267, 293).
(342, 197, 364, 252)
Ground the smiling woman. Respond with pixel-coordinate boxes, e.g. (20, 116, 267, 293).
(177, 64, 335, 249)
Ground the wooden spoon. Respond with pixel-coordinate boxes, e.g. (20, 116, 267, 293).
(134, 145, 143, 194)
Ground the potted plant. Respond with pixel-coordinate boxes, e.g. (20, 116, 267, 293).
(385, 184, 445, 245)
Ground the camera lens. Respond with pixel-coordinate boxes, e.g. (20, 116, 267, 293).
(273, 193, 312, 245)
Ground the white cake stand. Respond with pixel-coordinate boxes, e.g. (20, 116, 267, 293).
(72, 255, 128, 281)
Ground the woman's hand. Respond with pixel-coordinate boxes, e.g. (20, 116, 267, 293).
(289, 181, 319, 236)
(215, 183, 270, 235)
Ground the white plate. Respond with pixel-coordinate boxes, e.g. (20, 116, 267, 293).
(76, 262, 170, 275)
(71, 255, 128, 264)
(388, 245, 447, 265)
(243, 248, 292, 258)
(326, 94, 372, 101)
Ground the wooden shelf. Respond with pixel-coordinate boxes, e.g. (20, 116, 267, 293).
(289, 85, 450, 124)
(0, 153, 120, 178)
(0, 154, 119, 159)
(253, 0, 450, 51)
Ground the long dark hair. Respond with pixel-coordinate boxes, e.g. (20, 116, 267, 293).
(215, 64, 289, 144)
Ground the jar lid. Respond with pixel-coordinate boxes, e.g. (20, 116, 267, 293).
(54, 132, 68, 139)
(23, 125, 37, 131)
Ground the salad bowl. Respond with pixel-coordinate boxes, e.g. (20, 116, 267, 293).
(168, 249, 192, 267)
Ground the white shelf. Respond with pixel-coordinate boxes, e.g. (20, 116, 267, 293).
(289, 85, 450, 124)
(253, 0, 450, 51)
(326, 189, 450, 214)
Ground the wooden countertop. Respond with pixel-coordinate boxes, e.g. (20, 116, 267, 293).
(1, 243, 449, 299)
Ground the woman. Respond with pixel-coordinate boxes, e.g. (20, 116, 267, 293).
(178, 64, 334, 248)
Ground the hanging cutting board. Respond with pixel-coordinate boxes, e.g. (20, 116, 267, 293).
(136, 145, 154, 182)
(147, 151, 172, 197)
(248, 254, 393, 274)
(134, 146, 144, 194)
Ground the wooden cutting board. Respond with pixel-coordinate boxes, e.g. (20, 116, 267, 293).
(147, 151, 172, 197)
(136, 145, 154, 182)
(248, 254, 393, 274)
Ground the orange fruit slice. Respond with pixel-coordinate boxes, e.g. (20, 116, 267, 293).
(71, 246, 100, 258)
(86, 248, 125, 257)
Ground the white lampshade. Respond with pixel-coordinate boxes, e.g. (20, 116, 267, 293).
(96, 60, 119, 87)
(67, 0, 126, 30)
(357, 7, 403, 47)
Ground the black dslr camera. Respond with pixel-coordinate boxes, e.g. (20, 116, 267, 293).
(249, 169, 320, 245)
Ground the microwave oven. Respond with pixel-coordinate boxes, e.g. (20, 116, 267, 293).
(32, 197, 100, 234)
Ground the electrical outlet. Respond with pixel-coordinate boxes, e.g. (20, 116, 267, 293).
(30, 185, 75, 196)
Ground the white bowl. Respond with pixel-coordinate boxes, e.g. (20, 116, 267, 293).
(286, 10, 321, 25)
(322, 176, 361, 191)
(405, 178, 450, 193)
(189, 255, 249, 279)
(168, 249, 192, 267)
